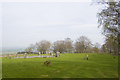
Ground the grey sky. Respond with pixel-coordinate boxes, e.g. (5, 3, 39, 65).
(1, 2, 105, 48)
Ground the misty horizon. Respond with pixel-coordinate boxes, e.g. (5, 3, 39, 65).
(1, 2, 105, 48)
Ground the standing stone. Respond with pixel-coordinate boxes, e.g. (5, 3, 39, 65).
(38, 52, 41, 56)
(51, 53, 53, 56)
(56, 52, 60, 57)
(58, 52, 60, 57)
(24, 53, 27, 59)
(56, 52, 58, 57)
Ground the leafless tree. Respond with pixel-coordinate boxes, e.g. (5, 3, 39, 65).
(92, 43, 100, 53)
(36, 40, 51, 54)
(25, 44, 35, 54)
(53, 40, 65, 53)
(64, 38, 73, 53)
(75, 36, 91, 53)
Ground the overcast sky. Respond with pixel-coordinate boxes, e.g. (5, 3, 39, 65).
(1, 2, 105, 48)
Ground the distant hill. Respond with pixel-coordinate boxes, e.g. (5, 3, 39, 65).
(1, 47, 25, 52)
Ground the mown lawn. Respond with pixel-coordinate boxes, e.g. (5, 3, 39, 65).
(2, 53, 118, 78)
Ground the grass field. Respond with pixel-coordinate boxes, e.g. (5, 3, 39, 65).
(2, 53, 118, 78)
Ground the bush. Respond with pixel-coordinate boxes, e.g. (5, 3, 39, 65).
(17, 52, 26, 54)
(17, 52, 38, 54)
(44, 61, 51, 66)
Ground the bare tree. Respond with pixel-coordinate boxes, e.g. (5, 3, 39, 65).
(92, 43, 100, 53)
(53, 40, 65, 53)
(64, 38, 73, 53)
(25, 47, 31, 54)
(25, 44, 35, 54)
(75, 36, 91, 53)
(36, 40, 51, 54)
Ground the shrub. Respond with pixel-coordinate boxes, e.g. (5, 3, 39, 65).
(44, 61, 51, 66)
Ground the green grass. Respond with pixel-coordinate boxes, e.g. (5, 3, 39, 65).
(2, 53, 118, 78)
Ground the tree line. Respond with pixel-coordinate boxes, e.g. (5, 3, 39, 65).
(25, 36, 105, 54)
